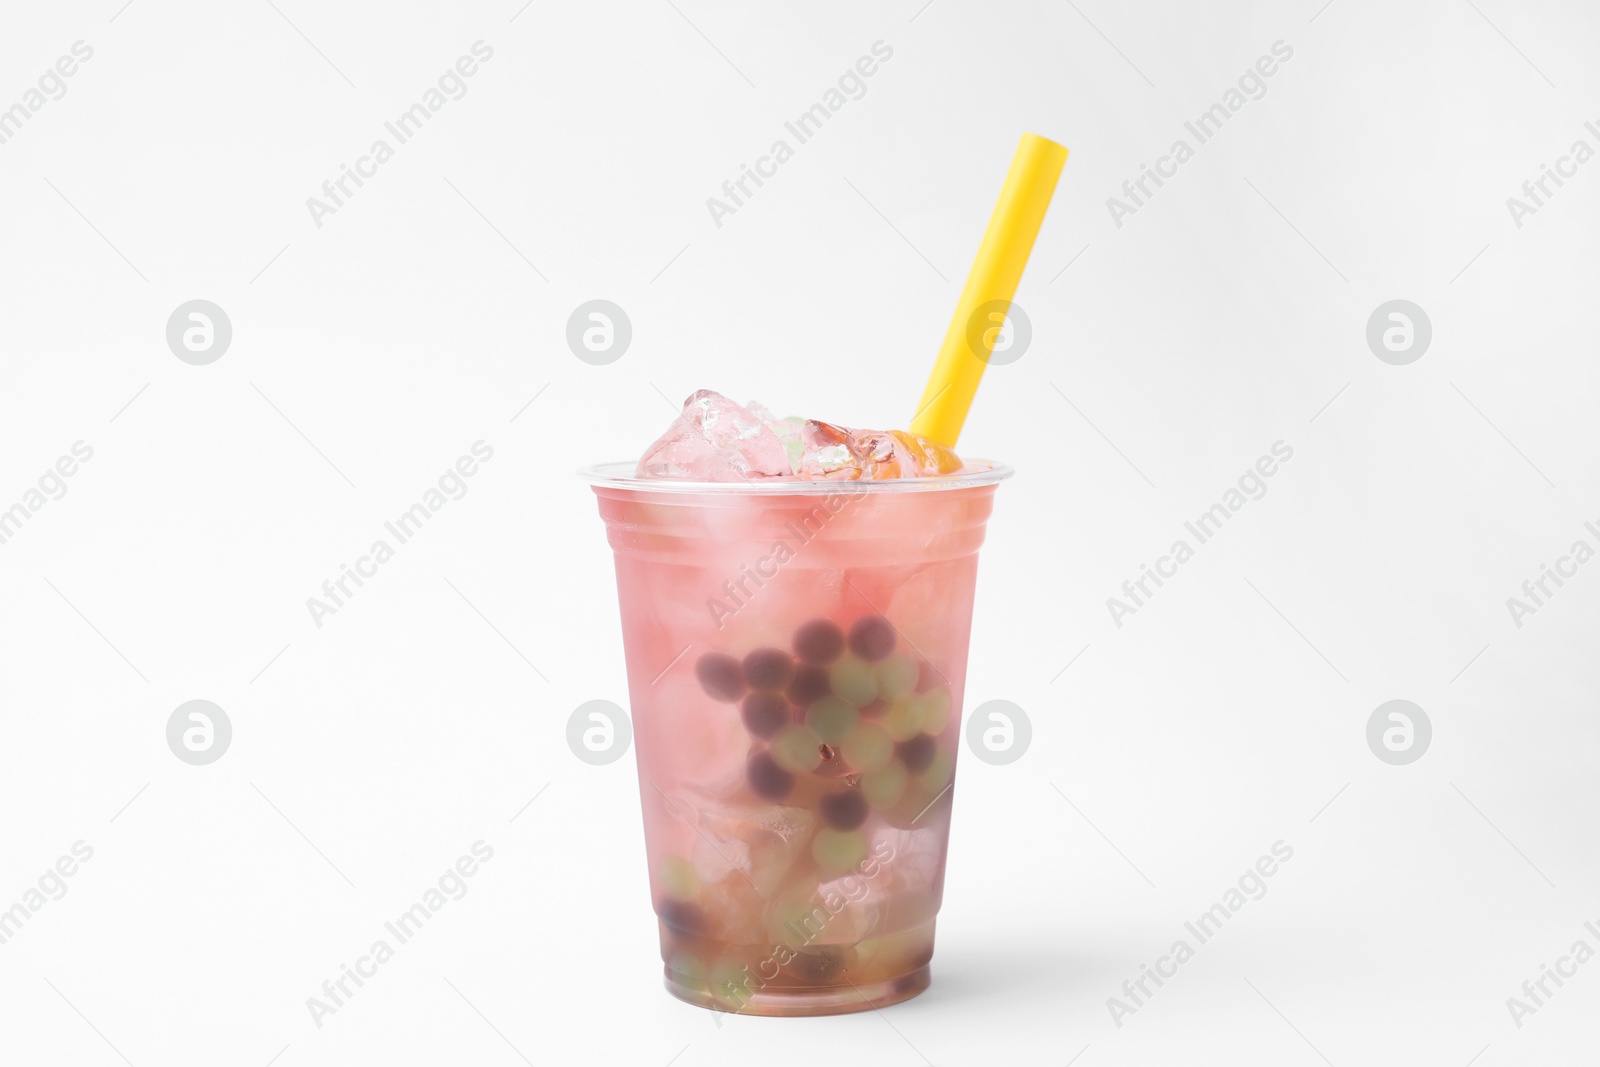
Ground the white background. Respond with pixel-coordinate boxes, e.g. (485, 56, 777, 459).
(2, 0, 1597, 1064)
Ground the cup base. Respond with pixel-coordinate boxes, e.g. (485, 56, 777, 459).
(664, 963, 930, 1017)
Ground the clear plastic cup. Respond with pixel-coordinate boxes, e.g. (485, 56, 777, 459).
(584, 461, 1010, 1016)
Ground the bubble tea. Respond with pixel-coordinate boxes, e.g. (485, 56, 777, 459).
(585, 391, 1009, 1016)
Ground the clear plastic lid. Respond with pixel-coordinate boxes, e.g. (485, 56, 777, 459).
(578, 460, 1013, 495)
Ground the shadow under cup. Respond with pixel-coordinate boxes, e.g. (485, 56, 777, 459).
(584, 461, 1010, 1016)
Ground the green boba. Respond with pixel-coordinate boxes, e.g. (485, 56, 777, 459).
(770, 723, 824, 772)
(812, 829, 870, 874)
(875, 654, 919, 700)
(709, 957, 754, 1008)
(668, 950, 708, 994)
(805, 696, 859, 743)
(914, 685, 952, 734)
(840, 721, 893, 772)
(658, 855, 699, 902)
(764, 880, 825, 946)
(829, 656, 878, 706)
(881, 698, 926, 742)
(861, 760, 909, 808)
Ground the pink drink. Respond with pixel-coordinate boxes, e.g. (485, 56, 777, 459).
(586, 462, 1009, 1016)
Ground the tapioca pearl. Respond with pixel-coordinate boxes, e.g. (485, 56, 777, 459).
(667, 950, 707, 989)
(747, 750, 796, 799)
(787, 664, 832, 705)
(918, 747, 955, 792)
(818, 789, 869, 831)
(741, 691, 792, 739)
(848, 615, 897, 661)
(659, 900, 708, 934)
(861, 761, 908, 808)
(743, 647, 795, 690)
(882, 699, 926, 742)
(764, 885, 824, 946)
(659, 855, 700, 902)
(695, 652, 745, 702)
(770, 724, 825, 773)
(852, 926, 925, 970)
(916, 658, 943, 692)
(708, 957, 750, 1006)
(913, 686, 952, 734)
(812, 829, 870, 874)
(793, 619, 844, 664)
(805, 696, 859, 743)
(669, 954, 716, 1001)
(897, 733, 937, 775)
(840, 721, 893, 772)
(829, 657, 877, 706)
(875, 653, 918, 700)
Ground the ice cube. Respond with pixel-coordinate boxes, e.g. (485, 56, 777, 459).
(747, 401, 805, 473)
(691, 799, 818, 898)
(798, 421, 963, 480)
(637, 390, 793, 481)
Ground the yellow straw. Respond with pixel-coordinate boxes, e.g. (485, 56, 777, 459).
(910, 133, 1068, 447)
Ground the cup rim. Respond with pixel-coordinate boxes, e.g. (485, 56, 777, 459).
(578, 460, 1013, 494)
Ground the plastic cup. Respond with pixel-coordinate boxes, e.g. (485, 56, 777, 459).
(584, 461, 1011, 1016)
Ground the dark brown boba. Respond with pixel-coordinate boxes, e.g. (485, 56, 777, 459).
(847, 615, 896, 661)
(695, 652, 745, 702)
(746, 750, 794, 799)
(787, 663, 831, 705)
(743, 647, 795, 690)
(897, 733, 936, 775)
(793, 619, 844, 664)
(658, 900, 707, 934)
(740, 691, 791, 739)
(818, 789, 869, 831)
